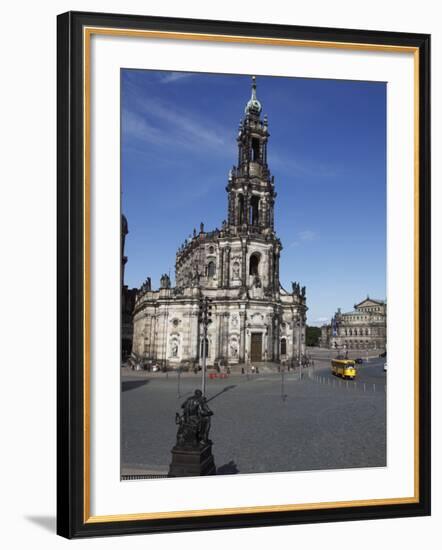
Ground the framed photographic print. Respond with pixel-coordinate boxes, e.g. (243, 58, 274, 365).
(57, 11, 431, 538)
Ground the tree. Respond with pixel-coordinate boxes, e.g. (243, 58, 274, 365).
(306, 326, 321, 347)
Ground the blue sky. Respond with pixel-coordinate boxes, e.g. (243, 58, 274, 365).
(122, 69, 386, 326)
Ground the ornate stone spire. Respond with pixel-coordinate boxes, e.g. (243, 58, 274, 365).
(245, 75, 262, 116)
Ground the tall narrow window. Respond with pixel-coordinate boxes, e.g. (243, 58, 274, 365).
(207, 261, 216, 278)
(251, 137, 260, 161)
(250, 195, 260, 225)
(249, 253, 260, 276)
(238, 194, 244, 225)
(280, 338, 287, 355)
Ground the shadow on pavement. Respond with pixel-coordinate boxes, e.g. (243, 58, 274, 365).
(217, 460, 239, 475)
(122, 380, 150, 392)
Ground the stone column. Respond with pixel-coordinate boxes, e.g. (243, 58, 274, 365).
(144, 315, 151, 357)
(270, 199, 275, 229)
(223, 313, 230, 360)
(151, 313, 158, 361)
(239, 311, 246, 363)
(261, 325, 267, 362)
(241, 240, 247, 287)
(273, 314, 280, 362)
(225, 247, 230, 288)
(259, 197, 265, 228)
(245, 191, 251, 225)
(267, 314, 273, 361)
(190, 310, 199, 363)
(223, 252, 228, 287)
(300, 314, 305, 355)
(155, 311, 165, 363)
(268, 249, 274, 291)
(215, 312, 222, 364)
(291, 314, 297, 365)
(181, 311, 190, 360)
(274, 250, 280, 287)
(161, 308, 169, 367)
(219, 248, 224, 288)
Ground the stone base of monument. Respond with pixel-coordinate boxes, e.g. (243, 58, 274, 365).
(168, 443, 216, 477)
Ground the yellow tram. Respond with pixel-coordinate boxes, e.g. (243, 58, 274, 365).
(331, 359, 357, 380)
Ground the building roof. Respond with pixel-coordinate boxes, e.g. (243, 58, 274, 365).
(355, 297, 386, 308)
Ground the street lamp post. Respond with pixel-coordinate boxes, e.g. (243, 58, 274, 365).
(199, 296, 213, 396)
(201, 324, 207, 396)
(297, 317, 303, 380)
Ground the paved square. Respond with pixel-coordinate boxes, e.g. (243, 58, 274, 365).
(121, 355, 386, 477)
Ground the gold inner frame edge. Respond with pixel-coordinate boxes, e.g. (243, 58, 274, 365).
(82, 26, 420, 524)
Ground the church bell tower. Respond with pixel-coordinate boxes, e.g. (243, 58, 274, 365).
(227, 76, 276, 235)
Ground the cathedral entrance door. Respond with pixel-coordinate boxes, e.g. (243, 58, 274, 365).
(250, 333, 263, 362)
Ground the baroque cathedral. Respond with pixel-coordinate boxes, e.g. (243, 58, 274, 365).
(131, 77, 307, 368)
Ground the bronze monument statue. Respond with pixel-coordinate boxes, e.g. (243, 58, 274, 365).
(175, 389, 213, 447)
(168, 389, 216, 477)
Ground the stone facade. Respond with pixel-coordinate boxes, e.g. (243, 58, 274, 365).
(132, 77, 307, 368)
(121, 214, 138, 359)
(319, 297, 386, 351)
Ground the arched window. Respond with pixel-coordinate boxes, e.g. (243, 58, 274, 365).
(250, 195, 260, 225)
(238, 194, 244, 225)
(207, 261, 216, 278)
(280, 338, 287, 355)
(249, 253, 260, 276)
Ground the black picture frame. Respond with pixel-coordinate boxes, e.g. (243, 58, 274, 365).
(57, 10, 431, 539)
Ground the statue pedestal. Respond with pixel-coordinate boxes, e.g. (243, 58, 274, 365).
(168, 443, 216, 477)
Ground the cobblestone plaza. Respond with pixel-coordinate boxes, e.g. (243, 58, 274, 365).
(121, 351, 386, 477)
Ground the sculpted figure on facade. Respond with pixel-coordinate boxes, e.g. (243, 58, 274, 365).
(230, 340, 239, 358)
(141, 276, 151, 291)
(171, 340, 179, 358)
(160, 273, 171, 289)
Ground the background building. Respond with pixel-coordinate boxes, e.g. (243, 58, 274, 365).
(131, 78, 307, 368)
(320, 297, 386, 352)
